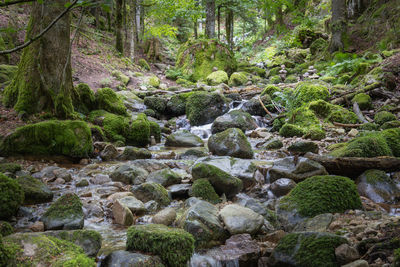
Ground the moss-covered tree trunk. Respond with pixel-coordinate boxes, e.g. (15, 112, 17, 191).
(205, 0, 215, 38)
(330, 0, 347, 52)
(225, 8, 234, 50)
(3, 0, 74, 118)
(115, 0, 124, 54)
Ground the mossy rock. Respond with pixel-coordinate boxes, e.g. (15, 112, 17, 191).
(119, 147, 152, 160)
(73, 83, 96, 115)
(269, 232, 347, 267)
(148, 76, 161, 88)
(206, 70, 229, 86)
(165, 130, 203, 147)
(263, 139, 283, 150)
(191, 178, 220, 204)
(288, 141, 319, 154)
(2, 233, 95, 266)
(149, 120, 161, 143)
(293, 82, 329, 108)
(352, 93, 372, 110)
(176, 39, 237, 81)
(269, 75, 282, 84)
(0, 120, 93, 158)
(191, 163, 243, 198)
(285, 75, 298, 83)
(41, 193, 84, 230)
(360, 122, 379, 131)
(278, 175, 362, 218)
(88, 110, 129, 144)
(228, 72, 248, 86)
(126, 224, 195, 267)
(0, 163, 21, 174)
(138, 58, 151, 71)
(0, 221, 13, 236)
(304, 127, 326, 140)
(0, 173, 24, 220)
(127, 114, 152, 147)
(308, 100, 359, 124)
(208, 128, 253, 159)
(16, 175, 53, 205)
(381, 120, 400, 130)
(374, 111, 396, 125)
(186, 92, 228, 126)
(131, 182, 171, 206)
(112, 70, 130, 85)
(95, 87, 127, 116)
(147, 168, 181, 187)
(166, 92, 193, 116)
(144, 96, 167, 113)
(211, 110, 258, 134)
(261, 85, 280, 97)
(239, 66, 266, 77)
(279, 124, 305, 137)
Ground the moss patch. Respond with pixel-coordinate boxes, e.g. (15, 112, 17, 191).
(292, 82, 329, 108)
(16, 175, 53, 205)
(0, 173, 24, 220)
(186, 92, 228, 126)
(206, 70, 228, 86)
(0, 163, 21, 174)
(191, 179, 220, 204)
(95, 87, 127, 116)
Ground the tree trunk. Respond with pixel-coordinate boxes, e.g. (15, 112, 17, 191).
(205, 0, 215, 38)
(115, 0, 124, 53)
(194, 19, 198, 39)
(330, 0, 347, 52)
(217, 5, 220, 40)
(3, 0, 74, 118)
(225, 8, 234, 50)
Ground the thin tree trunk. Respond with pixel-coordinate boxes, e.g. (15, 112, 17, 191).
(217, 5, 220, 40)
(140, 3, 145, 42)
(205, 0, 215, 38)
(115, 0, 123, 53)
(330, 0, 347, 52)
(225, 8, 234, 49)
(3, 0, 74, 118)
(194, 19, 198, 39)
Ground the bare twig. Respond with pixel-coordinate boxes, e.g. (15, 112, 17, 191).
(258, 95, 274, 117)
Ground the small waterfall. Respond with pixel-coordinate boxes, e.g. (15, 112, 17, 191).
(190, 123, 213, 140)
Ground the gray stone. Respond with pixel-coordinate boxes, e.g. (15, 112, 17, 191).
(335, 243, 360, 265)
(110, 164, 149, 185)
(165, 130, 204, 147)
(113, 198, 134, 226)
(100, 144, 119, 161)
(92, 174, 111, 185)
(117, 196, 145, 214)
(219, 204, 264, 235)
(101, 250, 164, 267)
(211, 110, 258, 134)
(119, 146, 151, 160)
(293, 213, 333, 232)
(131, 182, 171, 206)
(168, 184, 191, 199)
(146, 168, 181, 187)
(270, 178, 296, 197)
(342, 260, 369, 267)
(152, 207, 177, 226)
(16, 175, 53, 204)
(288, 141, 319, 154)
(208, 128, 253, 159)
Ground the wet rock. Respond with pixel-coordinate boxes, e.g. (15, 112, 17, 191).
(16, 175, 53, 204)
(208, 128, 253, 159)
(357, 169, 400, 204)
(152, 207, 176, 226)
(293, 213, 333, 232)
(168, 184, 191, 199)
(100, 144, 119, 161)
(342, 260, 369, 267)
(110, 164, 149, 185)
(113, 198, 134, 226)
(30, 221, 44, 232)
(236, 194, 276, 225)
(76, 179, 89, 187)
(119, 146, 152, 160)
(131, 182, 171, 206)
(53, 168, 72, 182)
(92, 174, 111, 185)
(186, 92, 229, 126)
(288, 141, 319, 154)
(54, 177, 65, 184)
(242, 96, 271, 116)
(219, 204, 264, 235)
(270, 178, 296, 197)
(211, 110, 258, 134)
(335, 243, 360, 265)
(146, 168, 181, 187)
(263, 138, 283, 150)
(107, 192, 134, 201)
(178, 148, 208, 159)
(178, 200, 228, 248)
(268, 156, 327, 182)
(165, 130, 204, 147)
(83, 203, 104, 218)
(101, 251, 164, 267)
(144, 200, 159, 212)
(117, 196, 146, 214)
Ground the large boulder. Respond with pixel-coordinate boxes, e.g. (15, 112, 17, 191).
(0, 173, 24, 220)
(268, 232, 347, 267)
(228, 72, 248, 86)
(110, 164, 149, 185)
(292, 82, 329, 108)
(95, 87, 127, 115)
(131, 182, 171, 206)
(166, 92, 193, 117)
(178, 200, 228, 248)
(101, 251, 164, 267)
(186, 92, 229, 126)
(126, 224, 195, 267)
(0, 120, 93, 158)
(211, 110, 258, 134)
(16, 175, 53, 204)
(119, 146, 151, 160)
(192, 162, 243, 198)
(206, 70, 229, 85)
(219, 204, 264, 235)
(165, 130, 203, 147)
(41, 193, 84, 230)
(208, 128, 253, 159)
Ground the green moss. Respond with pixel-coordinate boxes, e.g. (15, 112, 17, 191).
(293, 82, 329, 108)
(310, 38, 328, 55)
(269, 75, 282, 84)
(374, 111, 396, 125)
(352, 93, 372, 110)
(185, 92, 228, 126)
(261, 85, 280, 97)
(288, 107, 320, 128)
(279, 123, 305, 137)
(360, 122, 379, 131)
(166, 92, 194, 116)
(0, 173, 24, 220)
(206, 70, 229, 86)
(88, 110, 128, 143)
(16, 175, 53, 205)
(42, 193, 83, 221)
(149, 121, 161, 143)
(381, 120, 400, 130)
(395, 248, 400, 267)
(0, 65, 17, 89)
(0, 120, 93, 158)
(165, 68, 183, 80)
(280, 175, 362, 217)
(176, 39, 237, 82)
(272, 232, 347, 267)
(0, 234, 15, 266)
(0, 163, 21, 174)
(285, 75, 298, 83)
(144, 97, 167, 113)
(132, 182, 171, 206)
(95, 87, 127, 116)
(308, 100, 332, 117)
(148, 75, 161, 88)
(304, 127, 326, 140)
(327, 107, 359, 124)
(192, 179, 220, 204)
(228, 72, 248, 86)
(126, 224, 195, 267)
(72, 83, 96, 115)
(111, 70, 130, 85)
(264, 139, 283, 149)
(239, 66, 266, 77)
(0, 221, 13, 236)
(138, 58, 151, 71)
(127, 113, 151, 147)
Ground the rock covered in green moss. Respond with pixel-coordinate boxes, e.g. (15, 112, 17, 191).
(206, 70, 229, 85)
(148, 75, 161, 88)
(304, 127, 326, 140)
(126, 224, 195, 267)
(208, 128, 253, 159)
(147, 168, 181, 187)
(278, 175, 362, 218)
(41, 193, 84, 230)
(138, 58, 151, 71)
(261, 85, 280, 97)
(288, 141, 319, 154)
(73, 83, 96, 115)
(269, 232, 347, 267)
(2, 233, 95, 266)
(0, 120, 93, 158)
(381, 120, 400, 129)
(374, 111, 396, 125)
(0, 173, 24, 220)
(228, 72, 248, 86)
(292, 82, 329, 107)
(0, 163, 21, 174)
(263, 139, 283, 150)
(192, 162, 243, 198)
(119, 146, 151, 160)
(211, 110, 258, 134)
(279, 124, 305, 137)
(308, 99, 359, 124)
(166, 92, 193, 116)
(176, 39, 237, 81)
(165, 130, 203, 147)
(95, 87, 127, 116)
(352, 93, 372, 110)
(186, 92, 229, 126)
(191, 178, 220, 204)
(144, 96, 167, 113)
(16, 175, 53, 205)
(112, 70, 130, 85)
(0, 221, 13, 236)
(131, 182, 171, 206)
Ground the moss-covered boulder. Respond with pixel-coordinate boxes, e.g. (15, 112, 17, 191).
(95, 87, 127, 116)
(0, 120, 93, 158)
(278, 175, 362, 218)
(176, 39, 237, 82)
(144, 96, 168, 113)
(381, 120, 400, 129)
(0, 173, 24, 220)
(211, 110, 258, 134)
(119, 146, 152, 160)
(112, 70, 130, 85)
(2, 233, 95, 266)
(126, 224, 195, 267)
(166, 92, 193, 116)
(138, 58, 151, 71)
(228, 72, 248, 86)
(148, 75, 160, 88)
(292, 82, 329, 108)
(352, 93, 372, 110)
(191, 162, 243, 198)
(147, 168, 181, 187)
(308, 99, 359, 124)
(0, 163, 21, 174)
(41, 193, 84, 230)
(268, 232, 347, 267)
(131, 182, 171, 206)
(304, 127, 326, 140)
(261, 85, 280, 97)
(374, 111, 396, 125)
(16, 175, 53, 205)
(206, 70, 229, 86)
(165, 130, 203, 147)
(288, 141, 319, 154)
(191, 178, 220, 204)
(208, 128, 253, 159)
(279, 124, 305, 137)
(73, 83, 96, 115)
(186, 92, 229, 126)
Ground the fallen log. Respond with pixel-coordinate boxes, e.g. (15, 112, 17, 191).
(304, 152, 400, 178)
(333, 122, 364, 128)
(331, 83, 381, 105)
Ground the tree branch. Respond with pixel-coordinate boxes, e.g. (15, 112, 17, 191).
(0, 0, 78, 55)
(0, 0, 34, 7)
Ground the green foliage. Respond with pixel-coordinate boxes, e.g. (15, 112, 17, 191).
(374, 111, 396, 125)
(0, 173, 24, 220)
(292, 82, 329, 108)
(279, 123, 305, 137)
(280, 175, 362, 217)
(0, 221, 13, 237)
(126, 224, 195, 267)
(0, 163, 21, 174)
(192, 179, 220, 204)
(95, 87, 127, 116)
